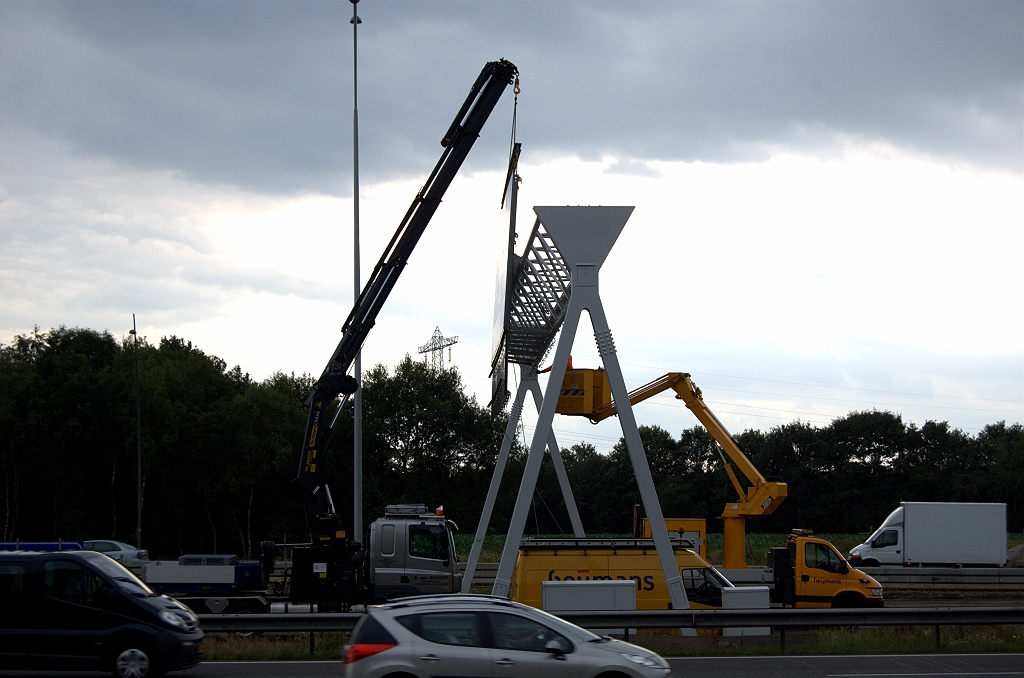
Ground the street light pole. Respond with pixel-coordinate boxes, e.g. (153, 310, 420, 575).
(129, 314, 142, 550)
(350, 0, 363, 542)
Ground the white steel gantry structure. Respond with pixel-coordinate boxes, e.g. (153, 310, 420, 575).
(462, 214, 585, 593)
(465, 205, 691, 612)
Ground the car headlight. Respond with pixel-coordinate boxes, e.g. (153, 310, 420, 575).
(622, 652, 662, 668)
(870, 588, 884, 597)
(159, 609, 186, 629)
(169, 598, 199, 621)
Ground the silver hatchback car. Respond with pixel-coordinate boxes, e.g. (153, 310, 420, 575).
(343, 594, 671, 678)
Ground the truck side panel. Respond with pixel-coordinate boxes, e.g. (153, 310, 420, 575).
(903, 502, 1007, 566)
(512, 547, 728, 610)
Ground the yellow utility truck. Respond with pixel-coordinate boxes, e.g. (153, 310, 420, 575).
(509, 537, 734, 610)
(769, 530, 883, 608)
(556, 370, 787, 568)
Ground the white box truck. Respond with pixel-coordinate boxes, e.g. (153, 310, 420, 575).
(848, 502, 1007, 567)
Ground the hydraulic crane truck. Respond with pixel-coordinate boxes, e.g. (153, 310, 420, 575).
(289, 59, 518, 609)
(555, 370, 787, 569)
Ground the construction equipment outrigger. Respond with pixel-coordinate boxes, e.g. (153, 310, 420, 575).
(555, 370, 787, 568)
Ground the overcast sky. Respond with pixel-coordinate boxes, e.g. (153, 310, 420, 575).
(2, 0, 1022, 451)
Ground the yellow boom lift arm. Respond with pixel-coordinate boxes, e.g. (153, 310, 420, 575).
(555, 369, 787, 568)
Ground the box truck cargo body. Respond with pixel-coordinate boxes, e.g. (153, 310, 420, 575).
(848, 502, 1007, 567)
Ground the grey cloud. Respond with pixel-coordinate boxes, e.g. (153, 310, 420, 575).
(1, 0, 1020, 196)
(604, 159, 662, 178)
(0, 131, 347, 337)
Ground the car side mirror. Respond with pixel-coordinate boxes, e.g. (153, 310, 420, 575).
(96, 587, 114, 606)
(544, 640, 566, 659)
(839, 562, 849, 575)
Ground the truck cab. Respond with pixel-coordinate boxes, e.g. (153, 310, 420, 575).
(849, 507, 904, 567)
(367, 504, 462, 601)
(769, 530, 883, 608)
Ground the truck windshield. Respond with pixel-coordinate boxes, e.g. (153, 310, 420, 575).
(85, 554, 156, 596)
(409, 524, 450, 561)
(683, 567, 728, 607)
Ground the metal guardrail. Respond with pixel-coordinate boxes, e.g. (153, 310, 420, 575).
(863, 566, 1024, 588)
(558, 606, 1024, 629)
(463, 563, 1024, 588)
(197, 606, 1023, 634)
(198, 613, 361, 632)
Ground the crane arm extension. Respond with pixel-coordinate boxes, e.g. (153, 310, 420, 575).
(587, 373, 685, 423)
(589, 372, 767, 492)
(296, 59, 518, 499)
(671, 373, 768, 490)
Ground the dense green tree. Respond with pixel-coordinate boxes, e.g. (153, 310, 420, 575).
(2, 326, 1020, 561)
(325, 355, 511, 538)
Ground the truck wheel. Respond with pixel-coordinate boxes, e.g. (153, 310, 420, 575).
(112, 646, 162, 678)
(861, 559, 880, 568)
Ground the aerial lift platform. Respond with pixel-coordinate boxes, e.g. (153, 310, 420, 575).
(554, 370, 787, 569)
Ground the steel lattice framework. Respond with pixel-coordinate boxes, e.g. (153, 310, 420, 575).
(503, 217, 572, 368)
(418, 326, 458, 371)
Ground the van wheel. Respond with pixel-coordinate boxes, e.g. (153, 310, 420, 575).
(113, 646, 162, 678)
(861, 559, 880, 568)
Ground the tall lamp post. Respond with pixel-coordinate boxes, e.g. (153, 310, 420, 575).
(129, 314, 142, 550)
(350, 0, 363, 540)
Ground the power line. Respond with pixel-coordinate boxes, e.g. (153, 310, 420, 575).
(457, 347, 1022, 404)
(620, 361, 1022, 404)
(637, 387, 1021, 415)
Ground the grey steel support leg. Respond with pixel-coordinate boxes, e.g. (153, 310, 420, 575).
(587, 296, 690, 612)
(492, 301, 584, 598)
(462, 381, 529, 593)
(525, 375, 585, 538)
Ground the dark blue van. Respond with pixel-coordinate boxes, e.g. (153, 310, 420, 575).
(0, 550, 203, 677)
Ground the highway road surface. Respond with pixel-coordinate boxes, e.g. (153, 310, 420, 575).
(1, 654, 1021, 678)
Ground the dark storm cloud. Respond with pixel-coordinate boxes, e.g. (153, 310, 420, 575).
(2, 0, 1020, 195)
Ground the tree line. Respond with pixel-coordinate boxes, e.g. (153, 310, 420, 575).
(1, 327, 1020, 560)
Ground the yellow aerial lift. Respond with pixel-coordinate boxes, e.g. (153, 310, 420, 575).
(554, 369, 787, 569)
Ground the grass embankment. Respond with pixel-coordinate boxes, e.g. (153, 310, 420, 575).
(641, 625, 1024, 656)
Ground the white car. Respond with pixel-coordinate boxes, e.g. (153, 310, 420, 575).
(83, 540, 149, 566)
(344, 594, 671, 678)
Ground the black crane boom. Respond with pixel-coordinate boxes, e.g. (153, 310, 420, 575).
(296, 59, 518, 534)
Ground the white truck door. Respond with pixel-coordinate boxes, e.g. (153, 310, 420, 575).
(870, 528, 902, 564)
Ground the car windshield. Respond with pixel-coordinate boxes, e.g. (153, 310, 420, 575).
(84, 554, 156, 596)
(522, 606, 603, 643)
